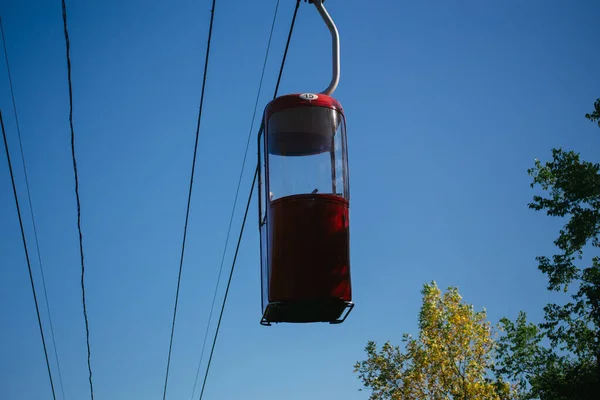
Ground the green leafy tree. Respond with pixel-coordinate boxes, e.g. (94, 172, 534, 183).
(495, 99, 600, 399)
(585, 98, 600, 127)
(354, 282, 517, 399)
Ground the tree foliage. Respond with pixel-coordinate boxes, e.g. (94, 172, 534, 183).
(585, 98, 600, 127)
(495, 98, 600, 399)
(354, 282, 517, 399)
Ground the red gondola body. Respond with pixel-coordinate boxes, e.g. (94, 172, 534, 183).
(258, 93, 353, 325)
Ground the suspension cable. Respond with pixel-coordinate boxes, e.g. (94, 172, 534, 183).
(274, 0, 301, 99)
(197, 166, 258, 400)
(197, 2, 301, 399)
(1, 110, 57, 400)
(60, 1, 95, 398)
(0, 17, 66, 400)
(161, 1, 218, 399)
(189, 1, 282, 398)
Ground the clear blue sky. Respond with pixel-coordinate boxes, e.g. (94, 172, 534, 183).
(1, 0, 599, 399)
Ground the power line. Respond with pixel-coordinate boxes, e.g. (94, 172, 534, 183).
(1, 110, 57, 400)
(161, 1, 218, 399)
(197, 2, 301, 399)
(0, 17, 66, 400)
(60, 1, 95, 399)
(189, 1, 282, 398)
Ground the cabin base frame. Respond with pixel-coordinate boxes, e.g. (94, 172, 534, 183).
(260, 299, 354, 326)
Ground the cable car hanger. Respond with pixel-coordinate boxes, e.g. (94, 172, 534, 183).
(306, 0, 340, 95)
(258, 0, 354, 326)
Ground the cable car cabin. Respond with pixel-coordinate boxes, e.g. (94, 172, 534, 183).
(258, 93, 353, 326)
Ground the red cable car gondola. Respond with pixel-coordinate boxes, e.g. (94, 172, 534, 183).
(258, 0, 353, 326)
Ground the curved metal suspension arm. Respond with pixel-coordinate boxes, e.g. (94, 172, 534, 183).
(312, 0, 340, 95)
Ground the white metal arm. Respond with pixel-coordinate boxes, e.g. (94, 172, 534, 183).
(313, 0, 340, 96)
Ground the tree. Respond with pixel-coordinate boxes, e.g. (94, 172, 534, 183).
(585, 98, 600, 127)
(354, 282, 517, 399)
(495, 98, 600, 399)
